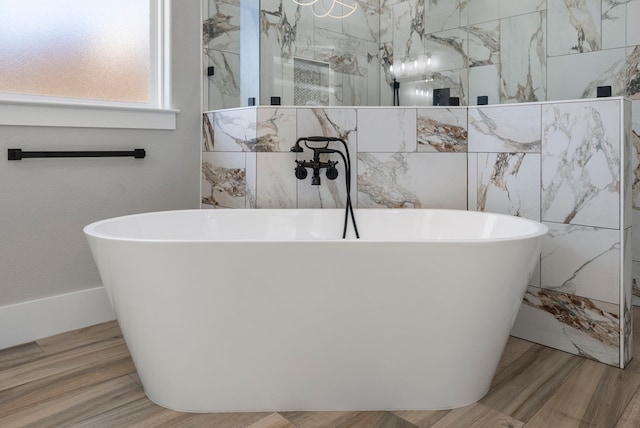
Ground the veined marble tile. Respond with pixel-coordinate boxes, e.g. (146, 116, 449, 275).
(541, 223, 620, 304)
(628, 46, 640, 100)
(602, 0, 628, 49)
(246, 152, 257, 208)
(417, 107, 468, 152)
(203, 113, 214, 152)
(315, 28, 368, 77)
(542, 101, 621, 229)
(366, 41, 381, 106)
(379, 2, 395, 43)
(460, 0, 468, 25)
(425, 0, 461, 33)
(256, 108, 296, 152)
(468, 64, 499, 105)
(511, 287, 620, 366)
(402, 68, 468, 106)
(499, 0, 546, 18)
(296, 108, 358, 207)
(204, 1, 241, 54)
(547, 0, 601, 56)
(468, 152, 478, 210)
(344, 0, 380, 43)
(204, 50, 240, 110)
(633, 209, 640, 262)
(392, 0, 426, 60)
(256, 153, 297, 208)
(202, 152, 247, 209)
(468, 20, 500, 67)
(468, 104, 541, 153)
(211, 108, 257, 152)
(476, 153, 541, 221)
(262, 0, 315, 60)
(358, 108, 417, 152)
(623, 227, 632, 366)
(547, 48, 626, 101)
(628, 0, 640, 46)
(422, 28, 468, 72)
(468, 0, 499, 24)
(357, 152, 467, 208)
(632, 100, 640, 207)
(500, 11, 546, 103)
(624, 100, 633, 229)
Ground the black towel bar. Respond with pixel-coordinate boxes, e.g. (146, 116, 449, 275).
(8, 149, 145, 160)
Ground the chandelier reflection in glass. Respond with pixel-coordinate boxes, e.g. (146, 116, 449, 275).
(291, 0, 358, 19)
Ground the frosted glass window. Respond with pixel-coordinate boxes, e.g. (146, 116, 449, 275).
(0, 0, 151, 104)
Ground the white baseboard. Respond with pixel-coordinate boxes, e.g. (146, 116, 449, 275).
(0, 287, 115, 350)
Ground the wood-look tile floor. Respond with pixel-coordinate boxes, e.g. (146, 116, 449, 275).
(3, 310, 640, 428)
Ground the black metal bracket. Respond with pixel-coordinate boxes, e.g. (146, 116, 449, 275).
(8, 149, 146, 160)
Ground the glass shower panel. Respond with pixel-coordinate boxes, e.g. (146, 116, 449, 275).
(204, 0, 259, 110)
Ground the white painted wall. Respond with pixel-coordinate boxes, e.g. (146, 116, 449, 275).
(0, 1, 202, 346)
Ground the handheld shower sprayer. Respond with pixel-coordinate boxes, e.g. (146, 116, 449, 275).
(290, 136, 359, 239)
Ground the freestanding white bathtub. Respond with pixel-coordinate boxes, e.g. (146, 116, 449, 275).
(84, 208, 547, 413)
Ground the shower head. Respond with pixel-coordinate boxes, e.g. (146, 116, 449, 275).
(290, 139, 304, 152)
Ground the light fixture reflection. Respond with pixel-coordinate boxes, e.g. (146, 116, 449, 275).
(292, 0, 358, 19)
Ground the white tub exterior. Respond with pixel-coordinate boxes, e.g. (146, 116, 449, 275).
(84, 209, 547, 412)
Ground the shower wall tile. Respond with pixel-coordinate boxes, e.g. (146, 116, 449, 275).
(405, 68, 468, 106)
(468, 104, 542, 153)
(204, 50, 241, 110)
(628, 0, 640, 46)
(602, 0, 628, 50)
(628, 46, 640, 100)
(468, 64, 500, 106)
(547, 0, 601, 56)
(202, 152, 247, 209)
(210, 108, 258, 152)
(315, 29, 369, 77)
(379, 2, 394, 44)
(468, 0, 499, 24)
(468, 20, 500, 67)
(416, 107, 468, 152)
(256, 153, 297, 208)
(476, 153, 541, 221)
(498, 0, 546, 18)
(256, 108, 297, 152)
(499, 11, 546, 103)
(511, 287, 620, 367)
(204, 0, 241, 53)
(541, 100, 620, 229)
(422, 28, 469, 72)
(358, 109, 417, 152)
(547, 48, 627, 101)
(392, 1, 425, 60)
(425, 0, 462, 33)
(357, 153, 468, 209)
(344, 0, 379, 43)
(541, 223, 620, 304)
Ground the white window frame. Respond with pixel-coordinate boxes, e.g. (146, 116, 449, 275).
(0, 0, 178, 130)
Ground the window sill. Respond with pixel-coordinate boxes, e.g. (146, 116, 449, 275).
(0, 99, 179, 130)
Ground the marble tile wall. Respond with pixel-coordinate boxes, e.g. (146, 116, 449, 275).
(203, 98, 632, 367)
(468, 99, 631, 368)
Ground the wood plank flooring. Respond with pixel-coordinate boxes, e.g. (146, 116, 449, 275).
(2, 309, 640, 427)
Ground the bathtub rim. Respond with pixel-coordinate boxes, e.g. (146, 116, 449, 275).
(83, 208, 549, 244)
